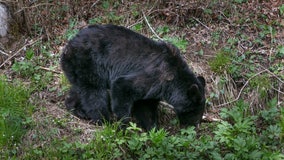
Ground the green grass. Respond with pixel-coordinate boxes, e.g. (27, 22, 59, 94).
(0, 76, 33, 158)
(209, 49, 231, 74)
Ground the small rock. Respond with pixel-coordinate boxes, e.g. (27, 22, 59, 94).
(0, 3, 9, 37)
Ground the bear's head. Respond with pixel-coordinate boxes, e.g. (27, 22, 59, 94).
(175, 76, 206, 127)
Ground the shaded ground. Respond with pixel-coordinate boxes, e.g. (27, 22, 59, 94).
(0, 0, 283, 150)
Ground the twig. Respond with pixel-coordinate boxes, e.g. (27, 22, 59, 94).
(128, 0, 158, 28)
(15, 3, 54, 14)
(272, 87, 284, 95)
(215, 70, 267, 107)
(142, 11, 163, 41)
(0, 49, 9, 57)
(192, 17, 212, 31)
(39, 66, 62, 74)
(0, 37, 42, 68)
(91, 0, 100, 8)
(259, 66, 284, 84)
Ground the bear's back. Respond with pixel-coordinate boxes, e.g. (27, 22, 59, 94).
(62, 24, 192, 85)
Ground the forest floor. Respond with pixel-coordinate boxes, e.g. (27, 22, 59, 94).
(0, 0, 283, 159)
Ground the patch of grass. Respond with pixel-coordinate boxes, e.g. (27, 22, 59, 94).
(209, 49, 231, 74)
(280, 108, 284, 142)
(249, 74, 272, 98)
(0, 76, 33, 158)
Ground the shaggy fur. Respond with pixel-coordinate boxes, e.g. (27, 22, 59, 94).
(61, 24, 206, 130)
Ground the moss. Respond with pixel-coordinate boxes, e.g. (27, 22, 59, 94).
(209, 50, 231, 74)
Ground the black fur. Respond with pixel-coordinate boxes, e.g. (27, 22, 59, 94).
(61, 24, 206, 130)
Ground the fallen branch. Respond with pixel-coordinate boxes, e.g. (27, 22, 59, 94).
(260, 66, 284, 84)
(0, 49, 9, 57)
(142, 11, 163, 41)
(272, 86, 284, 95)
(15, 3, 54, 14)
(128, 1, 157, 28)
(192, 17, 212, 31)
(0, 37, 42, 68)
(91, 0, 100, 8)
(39, 66, 62, 74)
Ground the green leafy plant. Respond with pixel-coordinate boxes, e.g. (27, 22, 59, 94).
(131, 23, 143, 31)
(12, 49, 36, 77)
(276, 45, 284, 58)
(157, 25, 170, 35)
(215, 99, 284, 159)
(19, 104, 284, 159)
(89, 17, 103, 24)
(164, 36, 188, 52)
(12, 44, 56, 90)
(211, 30, 221, 48)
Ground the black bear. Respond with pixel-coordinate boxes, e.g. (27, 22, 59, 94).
(61, 24, 206, 130)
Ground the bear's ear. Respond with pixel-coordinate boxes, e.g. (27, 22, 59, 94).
(188, 84, 202, 103)
(197, 76, 206, 87)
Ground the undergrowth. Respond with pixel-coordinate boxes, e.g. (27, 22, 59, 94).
(19, 99, 284, 159)
(11, 42, 59, 91)
(0, 76, 33, 158)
